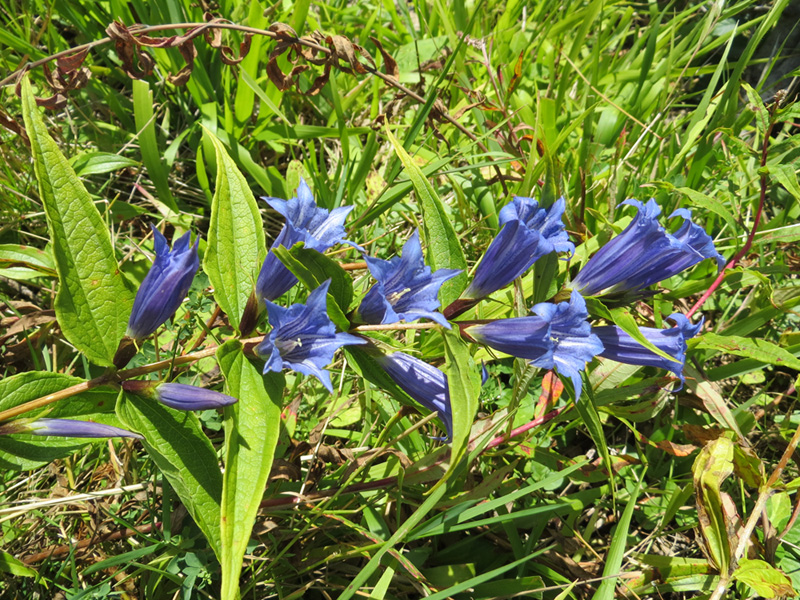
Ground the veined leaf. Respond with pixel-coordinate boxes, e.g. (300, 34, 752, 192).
(442, 328, 480, 467)
(733, 558, 796, 598)
(0, 371, 123, 471)
(117, 393, 222, 558)
(203, 128, 267, 333)
(218, 341, 284, 600)
(20, 77, 134, 366)
(694, 333, 800, 371)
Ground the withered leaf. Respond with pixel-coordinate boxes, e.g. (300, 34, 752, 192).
(56, 48, 89, 73)
(369, 36, 398, 79)
(106, 21, 155, 79)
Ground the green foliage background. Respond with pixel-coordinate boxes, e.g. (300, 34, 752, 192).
(1, 0, 799, 598)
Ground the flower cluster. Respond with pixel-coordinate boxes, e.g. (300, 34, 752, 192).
(20, 179, 718, 447)
(445, 196, 717, 402)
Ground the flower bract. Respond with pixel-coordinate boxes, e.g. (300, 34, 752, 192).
(375, 351, 452, 441)
(463, 196, 573, 300)
(592, 313, 703, 389)
(256, 179, 357, 302)
(464, 291, 603, 399)
(257, 280, 365, 392)
(127, 226, 199, 340)
(357, 230, 460, 328)
(571, 199, 724, 298)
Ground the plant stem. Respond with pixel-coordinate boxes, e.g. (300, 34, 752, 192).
(687, 98, 780, 318)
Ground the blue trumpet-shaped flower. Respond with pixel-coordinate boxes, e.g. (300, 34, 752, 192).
(375, 351, 452, 441)
(463, 196, 574, 300)
(122, 381, 238, 411)
(357, 230, 461, 328)
(256, 179, 358, 302)
(571, 199, 724, 298)
(0, 418, 144, 440)
(127, 226, 199, 340)
(592, 313, 703, 389)
(257, 280, 365, 392)
(464, 291, 603, 399)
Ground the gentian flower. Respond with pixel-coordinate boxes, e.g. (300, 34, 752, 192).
(256, 179, 358, 302)
(375, 351, 452, 441)
(356, 230, 461, 328)
(463, 291, 603, 399)
(463, 196, 573, 300)
(0, 418, 143, 440)
(257, 280, 365, 392)
(571, 199, 724, 298)
(592, 313, 703, 389)
(122, 381, 238, 410)
(127, 225, 199, 340)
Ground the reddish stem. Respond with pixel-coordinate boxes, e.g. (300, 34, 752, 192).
(687, 102, 778, 318)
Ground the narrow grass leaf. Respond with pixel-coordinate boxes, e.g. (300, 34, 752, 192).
(592, 478, 642, 600)
(694, 333, 800, 371)
(132, 80, 177, 211)
(20, 77, 133, 366)
(217, 341, 284, 600)
(203, 129, 266, 333)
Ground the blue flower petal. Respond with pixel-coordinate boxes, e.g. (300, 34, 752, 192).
(376, 352, 452, 441)
(256, 179, 358, 302)
(464, 196, 573, 300)
(257, 280, 366, 391)
(356, 230, 460, 327)
(572, 199, 723, 297)
(592, 313, 704, 389)
(466, 291, 602, 400)
(127, 225, 199, 340)
(26, 419, 143, 440)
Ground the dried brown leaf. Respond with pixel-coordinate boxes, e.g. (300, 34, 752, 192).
(369, 36, 398, 79)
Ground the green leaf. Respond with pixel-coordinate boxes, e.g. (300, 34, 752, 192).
(574, 384, 614, 488)
(69, 152, 139, 177)
(0, 551, 37, 577)
(116, 393, 222, 558)
(591, 479, 642, 600)
(384, 126, 467, 306)
(0, 244, 55, 276)
(442, 328, 481, 466)
(694, 333, 800, 371)
(768, 163, 800, 203)
(217, 341, 284, 600)
(20, 77, 134, 366)
(132, 79, 177, 211)
(692, 436, 734, 572)
(203, 128, 266, 333)
(271, 244, 351, 330)
(733, 558, 796, 598)
(0, 371, 122, 471)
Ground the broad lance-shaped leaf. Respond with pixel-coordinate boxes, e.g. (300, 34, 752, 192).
(0, 371, 126, 471)
(217, 341, 284, 600)
(442, 328, 480, 467)
(20, 76, 134, 366)
(116, 392, 222, 558)
(385, 126, 467, 307)
(203, 128, 266, 333)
